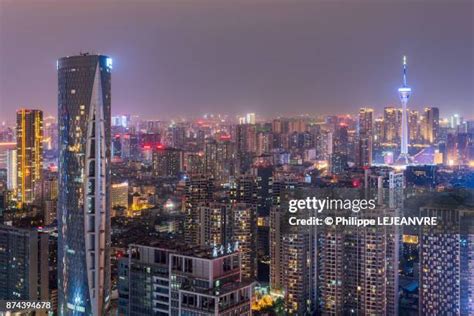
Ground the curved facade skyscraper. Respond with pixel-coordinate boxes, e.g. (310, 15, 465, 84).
(57, 54, 112, 315)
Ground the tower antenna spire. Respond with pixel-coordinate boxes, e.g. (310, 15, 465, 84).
(403, 55, 408, 87)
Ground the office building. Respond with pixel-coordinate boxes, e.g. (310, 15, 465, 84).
(57, 54, 112, 315)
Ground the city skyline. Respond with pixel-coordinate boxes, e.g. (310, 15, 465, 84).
(1, 0, 473, 123)
(0, 2, 473, 315)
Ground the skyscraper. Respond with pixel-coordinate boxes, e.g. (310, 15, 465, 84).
(357, 107, 374, 167)
(397, 56, 412, 165)
(330, 123, 349, 174)
(16, 109, 43, 206)
(57, 54, 112, 315)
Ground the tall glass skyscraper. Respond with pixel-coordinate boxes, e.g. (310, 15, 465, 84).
(57, 54, 112, 315)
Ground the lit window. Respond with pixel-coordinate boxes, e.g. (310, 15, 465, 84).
(71, 89, 76, 94)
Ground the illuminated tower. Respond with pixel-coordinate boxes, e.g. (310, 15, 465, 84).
(57, 54, 112, 315)
(16, 109, 43, 206)
(397, 56, 412, 164)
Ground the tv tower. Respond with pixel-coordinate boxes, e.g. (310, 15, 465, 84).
(397, 55, 412, 165)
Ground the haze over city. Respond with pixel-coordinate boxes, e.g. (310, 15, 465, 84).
(1, 0, 473, 124)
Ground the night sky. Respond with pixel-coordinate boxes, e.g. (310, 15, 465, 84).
(0, 0, 473, 123)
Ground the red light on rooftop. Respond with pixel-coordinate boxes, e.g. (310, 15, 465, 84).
(352, 179, 361, 187)
(156, 144, 165, 150)
(220, 135, 231, 140)
(143, 145, 151, 150)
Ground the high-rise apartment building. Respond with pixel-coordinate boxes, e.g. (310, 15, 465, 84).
(16, 109, 43, 206)
(57, 54, 112, 315)
(152, 146, 184, 177)
(0, 225, 49, 302)
(319, 207, 399, 315)
(204, 139, 235, 182)
(197, 202, 233, 247)
(419, 203, 474, 315)
(231, 203, 257, 280)
(196, 202, 257, 279)
(184, 175, 215, 245)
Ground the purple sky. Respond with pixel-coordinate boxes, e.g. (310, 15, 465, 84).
(0, 0, 473, 123)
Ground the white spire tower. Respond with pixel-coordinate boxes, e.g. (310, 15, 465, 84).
(397, 55, 412, 165)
